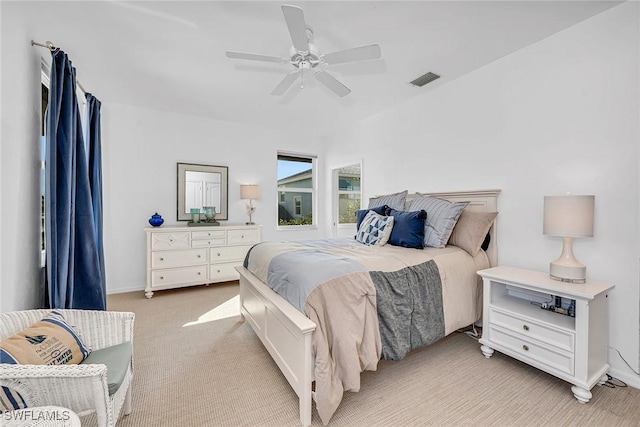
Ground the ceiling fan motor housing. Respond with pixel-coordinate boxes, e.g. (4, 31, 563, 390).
(289, 42, 320, 69)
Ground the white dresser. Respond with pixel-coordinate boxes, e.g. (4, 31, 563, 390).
(145, 224, 260, 298)
(478, 266, 614, 404)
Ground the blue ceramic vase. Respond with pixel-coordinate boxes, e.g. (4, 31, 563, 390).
(149, 213, 164, 227)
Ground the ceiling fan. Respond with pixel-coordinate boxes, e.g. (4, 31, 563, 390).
(225, 4, 381, 97)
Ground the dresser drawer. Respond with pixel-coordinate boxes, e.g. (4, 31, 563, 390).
(490, 308, 574, 353)
(191, 230, 226, 240)
(209, 262, 241, 282)
(150, 232, 190, 250)
(228, 229, 260, 246)
(489, 324, 574, 376)
(151, 249, 207, 268)
(210, 245, 252, 263)
(151, 265, 207, 287)
(191, 238, 227, 248)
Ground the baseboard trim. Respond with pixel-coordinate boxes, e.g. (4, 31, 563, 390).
(107, 285, 144, 295)
(607, 366, 640, 389)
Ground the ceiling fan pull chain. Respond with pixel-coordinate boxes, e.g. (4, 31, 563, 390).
(299, 61, 304, 88)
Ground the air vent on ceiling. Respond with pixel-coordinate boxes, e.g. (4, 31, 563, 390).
(409, 72, 440, 87)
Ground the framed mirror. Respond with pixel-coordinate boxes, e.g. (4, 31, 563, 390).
(177, 163, 228, 221)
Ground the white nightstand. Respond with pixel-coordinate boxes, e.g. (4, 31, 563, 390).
(477, 266, 614, 403)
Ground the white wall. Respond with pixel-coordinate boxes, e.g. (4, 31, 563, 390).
(0, 4, 47, 312)
(100, 103, 328, 293)
(326, 2, 640, 386)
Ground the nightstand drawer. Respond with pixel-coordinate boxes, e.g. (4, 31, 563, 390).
(490, 307, 575, 353)
(151, 266, 207, 287)
(151, 249, 207, 268)
(210, 245, 251, 263)
(228, 229, 260, 246)
(209, 262, 241, 282)
(490, 324, 574, 376)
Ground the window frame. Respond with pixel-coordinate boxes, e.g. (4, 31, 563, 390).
(277, 151, 317, 230)
(336, 169, 361, 227)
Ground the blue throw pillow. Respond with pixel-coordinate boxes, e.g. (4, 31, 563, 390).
(385, 208, 427, 249)
(355, 205, 388, 231)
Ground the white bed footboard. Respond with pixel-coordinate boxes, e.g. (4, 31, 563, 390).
(237, 266, 316, 427)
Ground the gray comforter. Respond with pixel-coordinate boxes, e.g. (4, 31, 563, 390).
(371, 260, 444, 361)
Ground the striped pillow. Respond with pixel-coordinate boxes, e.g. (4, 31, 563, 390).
(368, 190, 408, 211)
(0, 387, 27, 413)
(409, 194, 469, 248)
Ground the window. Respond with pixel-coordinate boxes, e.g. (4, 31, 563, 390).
(277, 152, 316, 227)
(294, 196, 302, 215)
(336, 164, 361, 226)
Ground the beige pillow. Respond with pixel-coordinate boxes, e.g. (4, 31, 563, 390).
(0, 310, 90, 365)
(448, 210, 498, 255)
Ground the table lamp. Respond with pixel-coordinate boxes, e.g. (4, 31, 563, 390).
(543, 195, 595, 283)
(240, 185, 261, 225)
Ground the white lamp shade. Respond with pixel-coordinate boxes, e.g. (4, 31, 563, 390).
(543, 195, 594, 238)
(240, 185, 261, 200)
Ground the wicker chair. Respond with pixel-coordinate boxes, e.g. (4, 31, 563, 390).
(0, 309, 134, 427)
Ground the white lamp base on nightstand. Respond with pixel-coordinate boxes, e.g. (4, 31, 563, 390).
(549, 236, 586, 283)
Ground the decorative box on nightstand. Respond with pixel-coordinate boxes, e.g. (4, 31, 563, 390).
(477, 266, 614, 404)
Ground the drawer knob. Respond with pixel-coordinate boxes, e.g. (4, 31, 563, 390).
(207, 241, 211, 245)
(217, 269, 221, 273)
(160, 276, 164, 280)
(523, 325, 529, 331)
(197, 254, 201, 258)
(522, 344, 529, 351)
(217, 253, 221, 257)
(159, 257, 164, 261)
(198, 272, 201, 275)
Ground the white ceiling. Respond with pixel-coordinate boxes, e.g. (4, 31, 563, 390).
(24, 1, 622, 137)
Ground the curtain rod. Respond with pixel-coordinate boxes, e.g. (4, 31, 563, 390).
(31, 40, 87, 93)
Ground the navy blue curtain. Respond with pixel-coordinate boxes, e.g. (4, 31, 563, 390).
(86, 93, 106, 306)
(46, 49, 106, 310)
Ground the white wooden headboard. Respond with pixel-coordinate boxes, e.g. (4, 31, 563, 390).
(406, 189, 501, 266)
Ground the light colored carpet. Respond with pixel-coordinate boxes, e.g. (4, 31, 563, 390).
(81, 282, 639, 427)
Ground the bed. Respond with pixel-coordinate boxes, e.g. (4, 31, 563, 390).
(236, 189, 500, 426)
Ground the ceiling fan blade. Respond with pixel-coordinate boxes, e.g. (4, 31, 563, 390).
(226, 51, 288, 64)
(271, 71, 299, 96)
(322, 44, 382, 65)
(281, 5, 309, 54)
(314, 70, 351, 97)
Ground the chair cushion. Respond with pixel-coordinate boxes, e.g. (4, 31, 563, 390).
(80, 341, 132, 396)
(0, 310, 90, 365)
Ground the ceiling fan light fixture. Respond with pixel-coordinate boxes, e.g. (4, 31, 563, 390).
(410, 72, 440, 87)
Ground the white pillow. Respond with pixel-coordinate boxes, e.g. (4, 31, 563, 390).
(356, 211, 395, 246)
